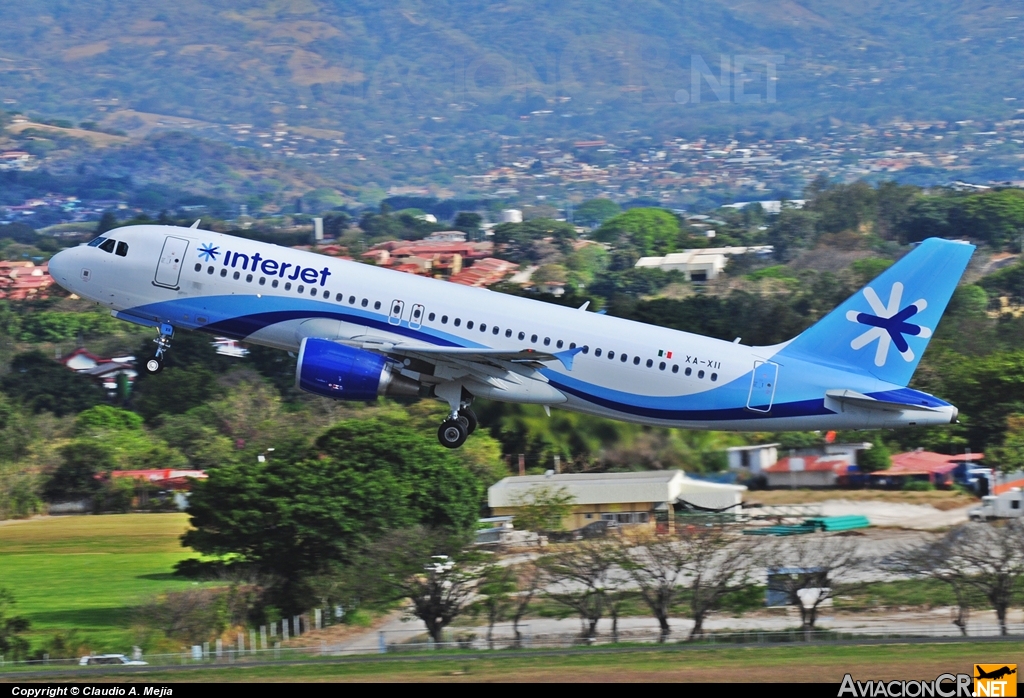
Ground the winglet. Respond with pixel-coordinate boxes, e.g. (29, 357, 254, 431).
(578, 301, 590, 311)
(190, 219, 201, 229)
(553, 345, 586, 371)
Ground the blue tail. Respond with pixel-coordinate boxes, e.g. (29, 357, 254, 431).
(778, 238, 975, 386)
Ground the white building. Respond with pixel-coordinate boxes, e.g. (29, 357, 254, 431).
(634, 246, 773, 281)
(726, 443, 779, 474)
(500, 209, 523, 224)
(488, 470, 746, 531)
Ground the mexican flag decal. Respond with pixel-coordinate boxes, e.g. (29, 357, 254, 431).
(658, 349, 673, 359)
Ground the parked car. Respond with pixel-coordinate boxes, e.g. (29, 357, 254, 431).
(78, 654, 147, 666)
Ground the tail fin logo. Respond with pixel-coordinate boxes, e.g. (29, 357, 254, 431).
(845, 282, 932, 367)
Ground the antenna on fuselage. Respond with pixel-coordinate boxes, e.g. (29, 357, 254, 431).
(190, 219, 201, 229)
(578, 301, 590, 311)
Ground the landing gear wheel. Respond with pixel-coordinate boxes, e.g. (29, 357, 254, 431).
(457, 407, 478, 435)
(145, 357, 163, 374)
(438, 419, 468, 449)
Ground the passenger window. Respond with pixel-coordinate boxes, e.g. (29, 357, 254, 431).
(429, 312, 436, 321)
(620, 354, 628, 363)
(195, 263, 203, 272)
(361, 298, 368, 307)
(313, 288, 319, 296)
(207, 266, 214, 274)
(685, 367, 692, 376)
(711, 373, 718, 382)
(698, 370, 705, 379)
(581, 346, 589, 354)
(233, 271, 240, 280)
(531, 334, 538, 343)
(659, 362, 666, 371)
(672, 365, 679, 373)
(607, 351, 614, 359)
(99, 239, 116, 253)
(349, 296, 356, 304)
(259, 277, 266, 285)
(272, 279, 279, 288)
(544, 338, 551, 346)
(454, 318, 461, 327)
(220, 269, 227, 277)
(298, 285, 305, 293)
(595, 348, 602, 357)
(441, 315, 448, 324)
(374, 301, 381, 310)
(646, 359, 653, 368)
(518, 332, 525, 340)
(569, 342, 576, 349)
(506, 329, 512, 337)
(493, 326, 499, 335)
(336, 293, 343, 301)
(246, 274, 253, 282)
(556, 340, 563, 349)
(634, 356, 641, 365)
(413, 308, 421, 319)
(285, 282, 292, 290)
(115, 241, 128, 257)
(467, 321, 474, 329)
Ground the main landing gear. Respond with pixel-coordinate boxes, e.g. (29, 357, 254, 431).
(437, 407, 477, 449)
(144, 323, 174, 374)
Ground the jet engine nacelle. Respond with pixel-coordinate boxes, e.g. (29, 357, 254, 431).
(296, 337, 421, 400)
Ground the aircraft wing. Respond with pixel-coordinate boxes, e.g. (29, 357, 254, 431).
(824, 389, 942, 412)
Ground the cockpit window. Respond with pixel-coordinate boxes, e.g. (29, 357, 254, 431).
(87, 237, 108, 247)
(115, 241, 128, 257)
(98, 239, 116, 253)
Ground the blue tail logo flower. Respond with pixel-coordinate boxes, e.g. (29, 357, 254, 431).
(197, 243, 220, 262)
(846, 282, 932, 366)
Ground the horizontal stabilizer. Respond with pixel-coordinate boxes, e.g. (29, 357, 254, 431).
(824, 389, 941, 412)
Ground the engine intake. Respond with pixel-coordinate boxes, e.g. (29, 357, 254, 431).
(296, 338, 421, 400)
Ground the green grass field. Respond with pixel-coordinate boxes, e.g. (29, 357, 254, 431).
(10, 641, 1024, 683)
(0, 514, 203, 654)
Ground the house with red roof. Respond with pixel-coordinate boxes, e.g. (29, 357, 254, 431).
(870, 451, 984, 489)
(763, 455, 853, 488)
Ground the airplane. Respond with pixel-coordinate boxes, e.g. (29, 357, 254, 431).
(47, 225, 974, 449)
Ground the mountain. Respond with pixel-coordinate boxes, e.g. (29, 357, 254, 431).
(2, 1, 1022, 190)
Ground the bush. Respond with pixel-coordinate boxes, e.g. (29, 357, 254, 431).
(902, 480, 935, 492)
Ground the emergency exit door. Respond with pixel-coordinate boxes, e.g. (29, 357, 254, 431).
(746, 361, 779, 413)
(154, 236, 189, 289)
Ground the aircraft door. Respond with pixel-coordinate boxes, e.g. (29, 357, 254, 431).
(388, 299, 405, 326)
(746, 360, 778, 413)
(409, 304, 425, 330)
(154, 236, 190, 289)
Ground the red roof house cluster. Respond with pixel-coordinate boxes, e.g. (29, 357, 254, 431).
(0, 261, 55, 300)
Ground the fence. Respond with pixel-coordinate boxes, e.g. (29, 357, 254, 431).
(2, 621, 1023, 673)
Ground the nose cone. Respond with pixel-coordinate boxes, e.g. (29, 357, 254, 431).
(48, 248, 75, 289)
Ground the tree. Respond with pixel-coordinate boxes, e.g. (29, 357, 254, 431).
(942, 522, 1024, 636)
(622, 527, 756, 641)
(540, 539, 620, 642)
(0, 589, 30, 660)
(767, 209, 818, 261)
(574, 198, 620, 228)
(988, 414, 1024, 473)
(887, 531, 978, 636)
(510, 485, 576, 538)
(43, 441, 114, 502)
(96, 211, 118, 234)
(508, 559, 542, 649)
(365, 527, 479, 644)
(769, 535, 863, 631)
(1, 351, 105, 417)
(592, 208, 681, 256)
(182, 417, 482, 610)
(857, 437, 892, 473)
(473, 563, 517, 649)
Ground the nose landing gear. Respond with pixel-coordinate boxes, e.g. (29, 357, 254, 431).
(144, 323, 174, 374)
